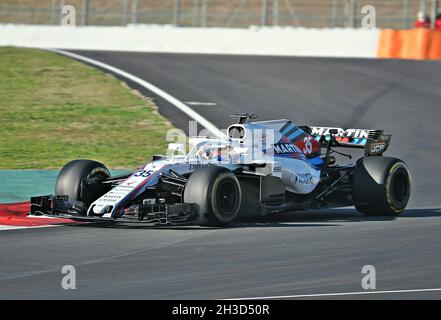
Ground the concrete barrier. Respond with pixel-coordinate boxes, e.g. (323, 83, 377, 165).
(2, 24, 439, 60)
(0, 24, 379, 58)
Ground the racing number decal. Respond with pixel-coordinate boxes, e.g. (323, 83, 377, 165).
(303, 136, 313, 154)
(134, 169, 154, 178)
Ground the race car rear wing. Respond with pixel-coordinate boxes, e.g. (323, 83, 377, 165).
(307, 126, 391, 155)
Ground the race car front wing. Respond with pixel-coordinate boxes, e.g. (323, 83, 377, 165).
(30, 195, 199, 226)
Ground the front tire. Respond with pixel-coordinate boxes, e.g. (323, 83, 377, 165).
(55, 159, 111, 208)
(352, 156, 411, 216)
(183, 166, 242, 226)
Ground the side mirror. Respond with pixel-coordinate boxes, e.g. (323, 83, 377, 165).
(328, 156, 336, 165)
(319, 135, 328, 145)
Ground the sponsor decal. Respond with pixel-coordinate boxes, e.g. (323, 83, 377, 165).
(370, 142, 385, 154)
(311, 127, 370, 139)
(295, 173, 314, 185)
(273, 143, 302, 154)
(189, 163, 213, 170)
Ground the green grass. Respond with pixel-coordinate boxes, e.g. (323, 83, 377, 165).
(0, 47, 175, 169)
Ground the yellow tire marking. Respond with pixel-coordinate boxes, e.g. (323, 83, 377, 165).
(385, 162, 409, 214)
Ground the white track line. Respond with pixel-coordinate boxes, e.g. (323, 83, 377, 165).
(185, 101, 217, 106)
(227, 288, 441, 300)
(46, 49, 223, 138)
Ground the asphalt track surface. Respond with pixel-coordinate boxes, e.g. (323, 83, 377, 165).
(0, 51, 440, 299)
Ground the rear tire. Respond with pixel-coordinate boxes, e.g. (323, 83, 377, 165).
(55, 159, 111, 207)
(352, 156, 411, 216)
(183, 166, 241, 226)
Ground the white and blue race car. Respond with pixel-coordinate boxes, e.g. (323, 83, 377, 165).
(31, 114, 411, 226)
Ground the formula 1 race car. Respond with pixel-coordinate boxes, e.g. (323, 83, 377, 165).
(31, 114, 411, 226)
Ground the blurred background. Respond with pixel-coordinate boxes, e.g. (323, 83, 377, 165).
(0, 0, 439, 29)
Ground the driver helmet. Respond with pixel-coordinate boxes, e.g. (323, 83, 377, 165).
(206, 145, 232, 162)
